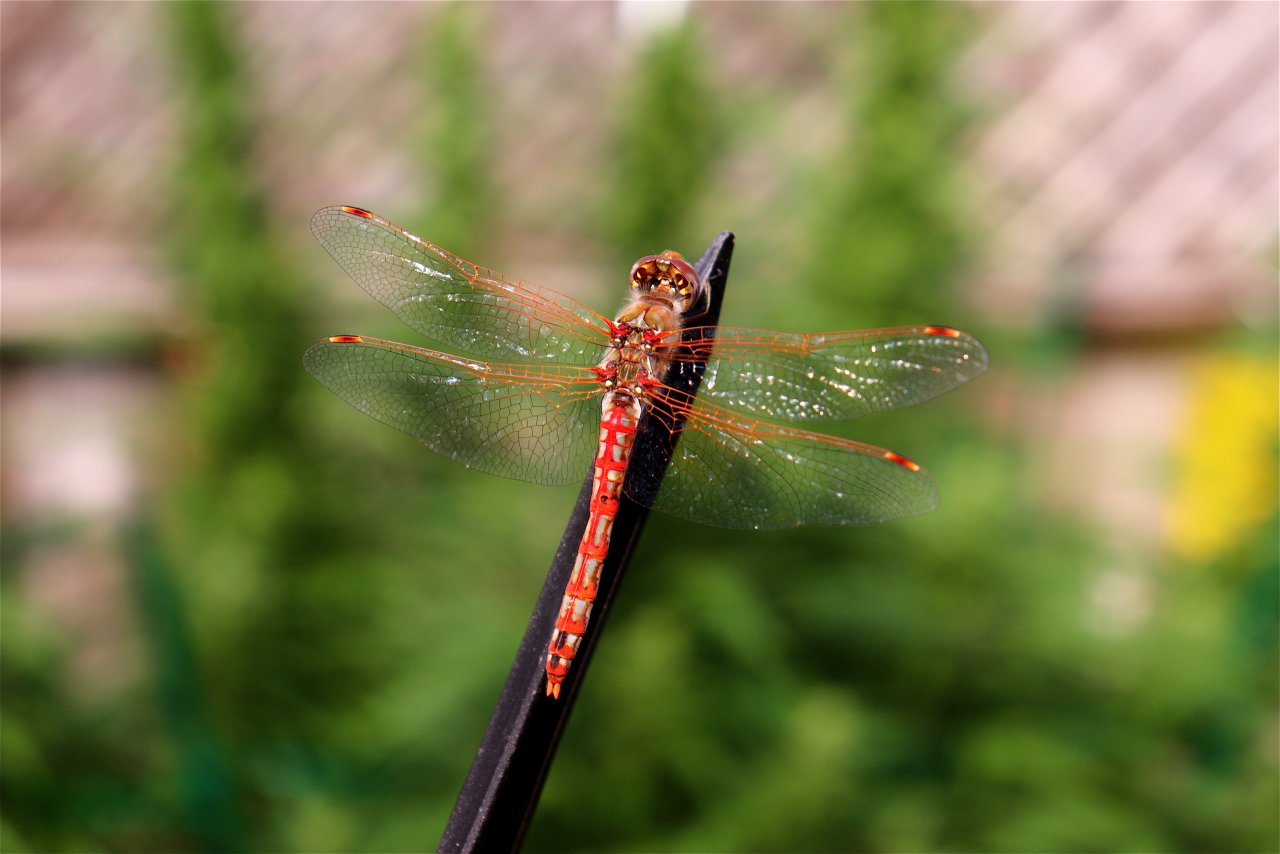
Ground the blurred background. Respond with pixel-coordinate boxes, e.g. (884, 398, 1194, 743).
(2, 1, 1276, 851)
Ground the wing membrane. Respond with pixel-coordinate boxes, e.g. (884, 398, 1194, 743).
(634, 397, 939, 529)
(311, 206, 611, 364)
(673, 325, 987, 422)
(304, 335, 600, 486)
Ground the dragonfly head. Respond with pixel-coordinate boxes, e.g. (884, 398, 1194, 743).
(629, 251, 706, 317)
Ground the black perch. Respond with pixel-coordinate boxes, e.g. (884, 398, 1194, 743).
(438, 231, 734, 854)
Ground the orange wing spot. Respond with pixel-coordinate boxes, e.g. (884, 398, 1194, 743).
(884, 451, 921, 472)
(923, 325, 961, 338)
(340, 206, 374, 218)
(328, 335, 364, 343)
(546, 679, 562, 699)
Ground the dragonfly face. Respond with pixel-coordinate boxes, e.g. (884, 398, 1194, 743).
(621, 251, 707, 329)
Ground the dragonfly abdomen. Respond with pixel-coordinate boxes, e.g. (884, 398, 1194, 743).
(544, 399, 639, 698)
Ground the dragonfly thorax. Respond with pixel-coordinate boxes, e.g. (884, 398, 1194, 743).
(598, 323, 663, 413)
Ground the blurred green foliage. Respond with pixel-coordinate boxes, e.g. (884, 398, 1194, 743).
(1, 3, 1276, 853)
(415, 4, 496, 258)
(807, 2, 973, 327)
(607, 23, 721, 261)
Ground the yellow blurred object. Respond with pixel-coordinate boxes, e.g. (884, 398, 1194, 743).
(1168, 352, 1280, 561)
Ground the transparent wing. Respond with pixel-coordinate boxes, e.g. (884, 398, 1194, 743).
(634, 397, 938, 530)
(311, 206, 611, 364)
(304, 335, 601, 486)
(673, 325, 987, 422)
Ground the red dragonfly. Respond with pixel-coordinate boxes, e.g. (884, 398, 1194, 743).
(305, 206, 987, 698)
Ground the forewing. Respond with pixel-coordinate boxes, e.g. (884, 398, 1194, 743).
(634, 397, 938, 529)
(679, 325, 987, 422)
(312, 206, 611, 364)
(304, 335, 600, 486)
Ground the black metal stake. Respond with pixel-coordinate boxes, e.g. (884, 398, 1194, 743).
(438, 232, 734, 853)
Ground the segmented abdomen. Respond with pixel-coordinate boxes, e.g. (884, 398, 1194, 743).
(544, 402, 637, 698)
